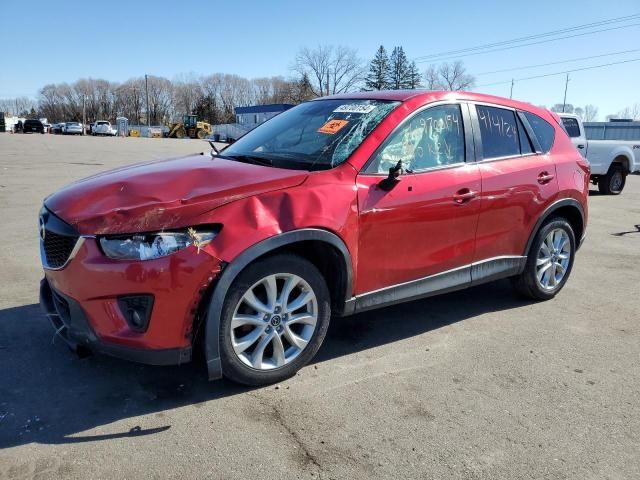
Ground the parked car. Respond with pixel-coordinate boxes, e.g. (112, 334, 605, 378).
(93, 120, 117, 136)
(51, 123, 65, 134)
(39, 91, 589, 385)
(63, 122, 83, 135)
(23, 119, 44, 134)
(43, 123, 51, 134)
(559, 114, 639, 194)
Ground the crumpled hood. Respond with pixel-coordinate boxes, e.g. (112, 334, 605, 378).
(45, 154, 308, 234)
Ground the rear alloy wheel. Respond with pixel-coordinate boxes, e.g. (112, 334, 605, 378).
(219, 254, 330, 385)
(512, 218, 576, 300)
(598, 164, 626, 195)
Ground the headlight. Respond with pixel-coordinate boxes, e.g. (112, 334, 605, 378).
(99, 227, 220, 261)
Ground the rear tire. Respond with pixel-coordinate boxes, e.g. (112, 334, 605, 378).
(512, 217, 576, 301)
(598, 164, 626, 195)
(219, 254, 331, 386)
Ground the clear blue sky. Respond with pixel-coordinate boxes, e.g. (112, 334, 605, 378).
(3, 0, 639, 119)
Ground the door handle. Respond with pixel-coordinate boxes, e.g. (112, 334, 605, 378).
(537, 172, 555, 184)
(453, 188, 478, 204)
(577, 144, 585, 149)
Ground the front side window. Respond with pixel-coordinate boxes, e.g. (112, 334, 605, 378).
(222, 99, 400, 171)
(366, 104, 465, 173)
(561, 117, 581, 138)
(476, 105, 520, 159)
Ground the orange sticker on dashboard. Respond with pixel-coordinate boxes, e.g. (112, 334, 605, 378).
(318, 119, 349, 134)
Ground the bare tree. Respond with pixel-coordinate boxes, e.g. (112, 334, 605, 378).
(0, 96, 37, 116)
(173, 74, 204, 116)
(615, 103, 640, 120)
(423, 65, 440, 90)
(583, 104, 598, 122)
(295, 45, 364, 96)
(423, 61, 475, 91)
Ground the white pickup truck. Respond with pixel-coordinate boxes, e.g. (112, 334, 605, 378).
(559, 114, 640, 194)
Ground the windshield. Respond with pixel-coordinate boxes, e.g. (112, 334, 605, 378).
(222, 99, 400, 170)
(67, 122, 79, 126)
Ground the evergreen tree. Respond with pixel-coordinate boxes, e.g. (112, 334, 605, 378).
(406, 61, 422, 89)
(389, 46, 410, 90)
(296, 73, 315, 102)
(364, 46, 391, 91)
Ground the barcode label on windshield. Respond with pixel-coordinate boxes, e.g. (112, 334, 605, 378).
(333, 104, 376, 114)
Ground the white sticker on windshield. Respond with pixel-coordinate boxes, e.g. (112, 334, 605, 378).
(333, 104, 376, 114)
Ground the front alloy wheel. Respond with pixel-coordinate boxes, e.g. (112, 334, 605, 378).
(231, 273, 318, 370)
(219, 254, 330, 385)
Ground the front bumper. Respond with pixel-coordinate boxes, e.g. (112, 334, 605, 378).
(40, 279, 192, 365)
(41, 235, 223, 365)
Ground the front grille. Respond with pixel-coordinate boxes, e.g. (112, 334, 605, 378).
(43, 230, 79, 268)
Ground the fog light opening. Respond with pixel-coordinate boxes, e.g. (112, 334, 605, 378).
(117, 295, 154, 332)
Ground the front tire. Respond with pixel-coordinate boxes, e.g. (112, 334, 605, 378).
(598, 164, 626, 195)
(512, 217, 576, 301)
(219, 254, 330, 386)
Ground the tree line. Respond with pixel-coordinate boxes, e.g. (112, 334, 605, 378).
(17, 74, 314, 125)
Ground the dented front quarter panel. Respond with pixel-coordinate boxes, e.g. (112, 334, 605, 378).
(194, 162, 361, 284)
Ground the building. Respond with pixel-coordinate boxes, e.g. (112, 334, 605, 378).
(235, 104, 294, 127)
(212, 104, 295, 142)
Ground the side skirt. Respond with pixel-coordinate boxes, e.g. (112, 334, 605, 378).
(349, 256, 526, 314)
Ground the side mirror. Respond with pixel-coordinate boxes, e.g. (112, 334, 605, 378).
(378, 160, 403, 191)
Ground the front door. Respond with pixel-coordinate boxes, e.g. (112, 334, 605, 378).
(355, 103, 481, 306)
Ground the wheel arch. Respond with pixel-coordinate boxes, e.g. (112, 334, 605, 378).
(523, 199, 585, 257)
(204, 228, 353, 380)
(611, 154, 631, 174)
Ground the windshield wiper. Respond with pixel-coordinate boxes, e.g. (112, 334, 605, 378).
(222, 154, 273, 167)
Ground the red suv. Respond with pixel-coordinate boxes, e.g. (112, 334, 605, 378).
(39, 91, 589, 385)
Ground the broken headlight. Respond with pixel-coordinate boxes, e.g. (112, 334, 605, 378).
(99, 227, 219, 261)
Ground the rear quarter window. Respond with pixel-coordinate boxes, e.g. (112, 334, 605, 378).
(523, 112, 556, 152)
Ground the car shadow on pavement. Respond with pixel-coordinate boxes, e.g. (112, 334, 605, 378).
(0, 280, 531, 449)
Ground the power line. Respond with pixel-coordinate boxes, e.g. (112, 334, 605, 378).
(476, 57, 640, 87)
(476, 48, 640, 75)
(414, 13, 640, 61)
(415, 22, 640, 63)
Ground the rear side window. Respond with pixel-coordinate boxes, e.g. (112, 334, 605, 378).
(523, 112, 555, 152)
(476, 105, 520, 159)
(561, 117, 581, 138)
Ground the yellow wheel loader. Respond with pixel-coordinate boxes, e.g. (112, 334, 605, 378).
(168, 115, 212, 139)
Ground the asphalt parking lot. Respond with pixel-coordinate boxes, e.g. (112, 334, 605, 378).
(1, 133, 639, 479)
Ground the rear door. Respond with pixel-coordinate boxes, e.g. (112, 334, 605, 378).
(471, 104, 559, 271)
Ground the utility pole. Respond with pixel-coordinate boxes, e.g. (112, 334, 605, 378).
(562, 73, 570, 113)
(145, 74, 150, 126)
(326, 71, 330, 96)
(82, 95, 86, 135)
(509, 79, 514, 99)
